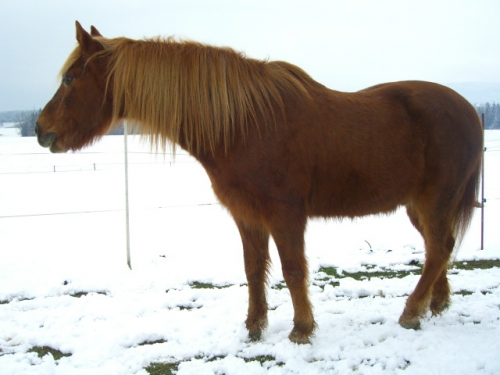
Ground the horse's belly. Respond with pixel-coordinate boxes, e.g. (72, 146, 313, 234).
(305, 168, 416, 219)
(307, 194, 402, 218)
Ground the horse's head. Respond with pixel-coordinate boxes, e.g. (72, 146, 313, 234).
(36, 22, 113, 153)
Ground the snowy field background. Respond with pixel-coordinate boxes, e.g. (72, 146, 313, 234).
(0, 124, 499, 374)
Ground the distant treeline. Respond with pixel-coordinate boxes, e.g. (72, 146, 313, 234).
(2, 102, 500, 136)
(475, 103, 500, 129)
(16, 109, 42, 136)
(1, 109, 125, 136)
(0, 110, 23, 123)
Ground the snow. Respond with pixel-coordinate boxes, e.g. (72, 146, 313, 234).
(0, 123, 20, 137)
(0, 129, 499, 374)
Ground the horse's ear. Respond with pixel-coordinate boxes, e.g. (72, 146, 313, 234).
(90, 26, 102, 37)
(75, 21, 103, 55)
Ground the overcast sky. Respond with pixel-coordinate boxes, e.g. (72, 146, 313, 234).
(1, 0, 499, 111)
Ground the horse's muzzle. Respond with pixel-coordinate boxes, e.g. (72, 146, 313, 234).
(35, 122, 58, 151)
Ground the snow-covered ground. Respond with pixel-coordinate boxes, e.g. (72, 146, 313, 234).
(0, 129, 499, 375)
(0, 123, 20, 137)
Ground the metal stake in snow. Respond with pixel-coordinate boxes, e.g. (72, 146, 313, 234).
(480, 113, 486, 250)
(124, 121, 132, 269)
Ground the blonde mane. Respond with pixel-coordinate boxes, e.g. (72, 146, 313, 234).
(61, 36, 313, 153)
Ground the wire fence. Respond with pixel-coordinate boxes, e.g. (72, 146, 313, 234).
(1, 137, 499, 220)
(0, 149, 216, 219)
(0, 161, 172, 175)
(0, 151, 197, 175)
(0, 202, 221, 220)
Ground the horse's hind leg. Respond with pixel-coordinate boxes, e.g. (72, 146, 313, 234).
(400, 206, 455, 329)
(429, 234, 455, 315)
(406, 204, 453, 317)
(430, 268, 452, 315)
(236, 220, 271, 341)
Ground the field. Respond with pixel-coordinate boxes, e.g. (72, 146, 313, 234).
(1, 127, 499, 374)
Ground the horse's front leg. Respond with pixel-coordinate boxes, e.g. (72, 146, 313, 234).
(268, 213, 316, 344)
(235, 220, 271, 341)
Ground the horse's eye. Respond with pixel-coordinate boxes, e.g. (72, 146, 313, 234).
(62, 75, 74, 85)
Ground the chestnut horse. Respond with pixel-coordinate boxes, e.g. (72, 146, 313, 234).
(36, 22, 483, 344)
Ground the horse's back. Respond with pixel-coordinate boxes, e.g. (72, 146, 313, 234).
(281, 80, 483, 218)
(360, 81, 482, 140)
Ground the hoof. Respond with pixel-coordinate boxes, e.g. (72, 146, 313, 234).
(246, 316, 268, 342)
(398, 314, 421, 330)
(288, 330, 311, 344)
(247, 324, 265, 342)
(288, 322, 315, 344)
(247, 331, 262, 342)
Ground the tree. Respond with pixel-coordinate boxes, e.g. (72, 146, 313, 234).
(475, 102, 500, 129)
(493, 103, 500, 129)
(16, 109, 41, 136)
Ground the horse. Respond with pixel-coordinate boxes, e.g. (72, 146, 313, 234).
(36, 22, 483, 344)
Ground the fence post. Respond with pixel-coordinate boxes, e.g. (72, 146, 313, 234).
(124, 121, 132, 269)
(480, 113, 485, 250)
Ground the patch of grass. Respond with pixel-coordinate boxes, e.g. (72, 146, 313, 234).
(163, 260, 500, 296)
(454, 287, 497, 296)
(202, 354, 226, 362)
(138, 339, 168, 346)
(144, 355, 232, 375)
(318, 265, 421, 282)
(317, 259, 499, 284)
(145, 362, 179, 375)
(189, 281, 215, 289)
(313, 276, 341, 288)
(178, 304, 202, 310)
(455, 289, 474, 296)
(452, 259, 500, 271)
(243, 355, 285, 366)
(189, 281, 231, 289)
(28, 346, 71, 361)
(318, 267, 344, 279)
(0, 297, 34, 304)
(271, 282, 288, 290)
(69, 291, 107, 298)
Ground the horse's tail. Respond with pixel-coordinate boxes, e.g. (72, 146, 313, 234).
(453, 155, 482, 246)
